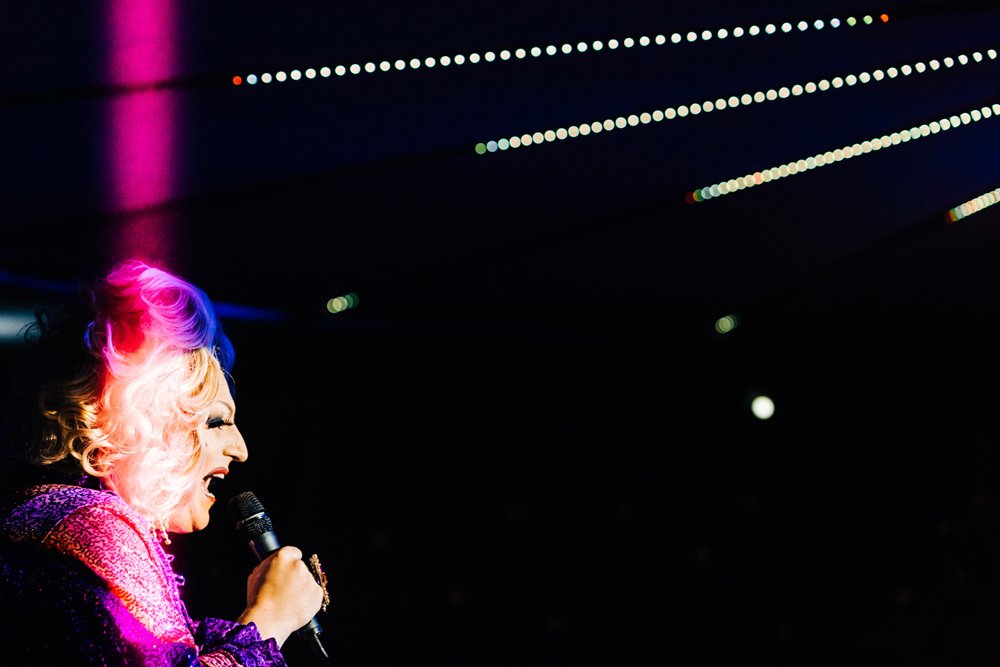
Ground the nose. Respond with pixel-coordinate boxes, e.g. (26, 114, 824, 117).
(225, 425, 249, 463)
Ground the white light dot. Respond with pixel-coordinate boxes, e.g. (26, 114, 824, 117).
(320, 67, 331, 77)
(886, 67, 898, 78)
(592, 41, 603, 51)
(485, 52, 496, 62)
(624, 37, 635, 47)
(499, 50, 510, 60)
(546, 45, 557, 55)
(305, 68, 316, 79)
(781, 22, 792, 33)
(275, 71, 287, 81)
(639, 35, 650, 46)
(576, 42, 587, 52)
(749, 25, 760, 36)
(687, 31, 698, 42)
(751, 396, 775, 420)
(766, 24, 776, 34)
(830, 18, 841, 28)
(544, 130, 556, 141)
(665, 107, 677, 119)
(439, 56, 451, 67)
(515, 48, 526, 58)
(409, 58, 421, 68)
(814, 20, 824, 29)
(791, 84, 803, 96)
(671, 33, 682, 43)
(532, 131, 544, 143)
(846, 74, 857, 85)
(290, 69, 302, 80)
(364, 63, 375, 73)
(690, 103, 701, 114)
(425, 57, 437, 67)
(753, 91, 765, 103)
(701, 30, 712, 40)
(717, 29, 728, 39)
(246, 74, 258, 85)
(652, 110, 664, 121)
(531, 47, 541, 57)
(561, 44, 572, 54)
(655, 34, 666, 45)
(556, 128, 568, 139)
(944, 57, 954, 67)
(349, 64, 360, 74)
(470, 53, 481, 63)
(728, 95, 740, 106)
(859, 71, 871, 83)
(568, 127, 579, 138)
(733, 27, 744, 37)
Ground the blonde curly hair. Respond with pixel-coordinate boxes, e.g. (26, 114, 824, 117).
(33, 260, 234, 525)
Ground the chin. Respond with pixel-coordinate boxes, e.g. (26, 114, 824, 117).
(168, 499, 214, 534)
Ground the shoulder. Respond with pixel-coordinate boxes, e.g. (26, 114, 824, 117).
(3, 483, 136, 543)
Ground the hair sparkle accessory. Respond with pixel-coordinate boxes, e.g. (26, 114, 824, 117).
(309, 553, 330, 612)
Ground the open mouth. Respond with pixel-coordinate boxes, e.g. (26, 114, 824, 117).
(202, 469, 228, 499)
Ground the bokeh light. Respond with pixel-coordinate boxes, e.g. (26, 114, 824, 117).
(751, 395, 775, 420)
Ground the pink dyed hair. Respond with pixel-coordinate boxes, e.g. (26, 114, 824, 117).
(37, 260, 234, 525)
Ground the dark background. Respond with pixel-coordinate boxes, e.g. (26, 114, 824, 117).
(3, 1, 1000, 664)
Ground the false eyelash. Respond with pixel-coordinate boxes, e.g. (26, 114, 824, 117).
(206, 417, 234, 429)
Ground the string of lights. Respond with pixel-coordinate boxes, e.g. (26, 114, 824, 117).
(685, 102, 1000, 204)
(474, 48, 998, 155)
(232, 13, 891, 87)
(947, 186, 1000, 223)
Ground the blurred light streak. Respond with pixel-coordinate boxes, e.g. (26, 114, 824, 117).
(0, 311, 37, 343)
(947, 186, 1000, 223)
(687, 103, 1000, 203)
(477, 48, 997, 154)
(105, 0, 179, 264)
(234, 12, 889, 88)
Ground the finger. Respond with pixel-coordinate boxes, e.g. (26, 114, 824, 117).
(276, 545, 303, 561)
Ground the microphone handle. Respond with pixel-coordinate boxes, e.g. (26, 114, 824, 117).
(250, 529, 330, 662)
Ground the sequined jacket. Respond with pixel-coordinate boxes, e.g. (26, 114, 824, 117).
(0, 483, 286, 666)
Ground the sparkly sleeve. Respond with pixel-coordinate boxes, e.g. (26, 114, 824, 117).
(44, 504, 286, 666)
(195, 618, 287, 667)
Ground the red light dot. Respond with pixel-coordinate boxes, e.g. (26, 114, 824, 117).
(684, 192, 696, 205)
(232, 75, 243, 86)
(880, 14, 889, 23)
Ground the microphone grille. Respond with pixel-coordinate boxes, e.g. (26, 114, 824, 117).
(228, 491, 273, 536)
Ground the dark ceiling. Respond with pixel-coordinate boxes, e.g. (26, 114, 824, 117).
(3, 0, 999, 351)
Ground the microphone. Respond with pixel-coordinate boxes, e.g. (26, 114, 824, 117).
(228, 491, 329, 661)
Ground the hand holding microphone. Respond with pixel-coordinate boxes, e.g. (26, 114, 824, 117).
(230, 491, 329, 660)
